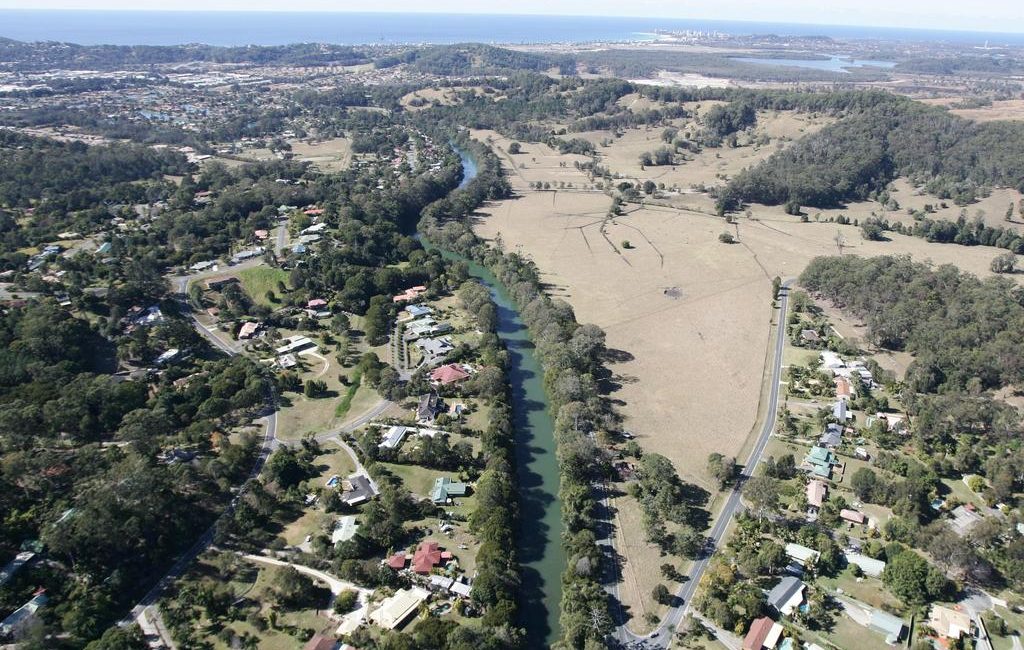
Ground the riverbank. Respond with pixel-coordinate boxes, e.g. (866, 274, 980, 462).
(422, 143, 564, 647)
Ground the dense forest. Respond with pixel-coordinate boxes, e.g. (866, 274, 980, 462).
(718, 98, 1024, 210)
(0, 131, 188, 211)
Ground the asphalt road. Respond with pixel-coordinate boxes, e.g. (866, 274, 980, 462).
(613, 281, 793, 649)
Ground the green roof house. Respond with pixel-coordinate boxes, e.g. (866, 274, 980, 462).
(431, 477, 468, 504)
(803, 446, 838, 479)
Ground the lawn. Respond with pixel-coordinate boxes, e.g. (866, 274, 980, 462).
(236, 266, 291, 307)
(818, 570, 902, 612)
(379, 462, 444, 498)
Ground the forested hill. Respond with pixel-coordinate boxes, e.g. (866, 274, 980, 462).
(376, 43, 575, 76)
(718, 98, 1024, 211)
(0, 39, 371, 70)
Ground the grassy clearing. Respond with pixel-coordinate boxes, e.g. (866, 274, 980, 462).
(236, 266, 290, 307)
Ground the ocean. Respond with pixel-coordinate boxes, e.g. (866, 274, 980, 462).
(1, 10, 1023, 47)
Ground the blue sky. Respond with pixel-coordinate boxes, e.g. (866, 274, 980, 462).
(0, 0, 1021, 34)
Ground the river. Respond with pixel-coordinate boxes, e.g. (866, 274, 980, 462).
(421, 147, 564, 646)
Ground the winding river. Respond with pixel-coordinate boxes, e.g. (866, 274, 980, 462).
(420, 147, 564, 646)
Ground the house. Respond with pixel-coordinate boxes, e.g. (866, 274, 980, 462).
(430, 363, 471, 386)
(845, 552, 885, 578)
(840, 509, 866, 525)
(304, 634, 340, 650)
(393, 285, 427, 303)
(0, 590, 47, 639)
(406, 305, 433, 318)
(835, 376, 854, 401)
(412, 541, 453, 574)
(369, 587, 430, 630)
(743, 616, 783, 650)
(819, 423, 843, 448)
(417, 393, 442, 424)
(766, 576, 805, 616)
(0, 552, 35, 588)
(800, 329, 821, 343)
(803, 446, 838, 479)
(868, 608, 905, 644)
(276, 335, 316, 355)
(206, 276, 239, 291)
(307, 298, 328, 309)
(238, 321, 261, 339)
(380, 426, 411, 450)
(332, 516, 359, 544)
(806, 480, 828, 509)
(928, 604, 971, 639)
(301, 222, 328, 235)
(785, 543, 820, 566)
(404, 318, 453, 341)
(231, 249, 262, 264)
(133, 305, 165, 327)
(832, 400, 849, 422)
(277, 354, 298, 369)
(950, 505, 983, 537)
(431, 477, 469, 504)
(254, 229, 270, 241)
(416, 337, 455, 366)
(340, 474, 376, 506)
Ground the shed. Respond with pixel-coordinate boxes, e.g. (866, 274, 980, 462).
(845, 552, 885, 578)
(380, 426, 410, 450)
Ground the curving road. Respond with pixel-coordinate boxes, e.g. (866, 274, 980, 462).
(612, 281, 793, 649)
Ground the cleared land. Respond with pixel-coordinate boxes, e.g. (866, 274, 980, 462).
(471, 116, 1024, 631)
(573, 107, 834, 189)
(290, 137, 353, 172)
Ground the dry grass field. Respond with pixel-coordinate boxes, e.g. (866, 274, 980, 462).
(922, 97, 1024, 123)
(573, 109, 833, 189)
(470, 117, 1024, 630)
(290, 137, 352, 172)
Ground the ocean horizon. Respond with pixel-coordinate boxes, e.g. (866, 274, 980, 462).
(1, 9, 1024, 47)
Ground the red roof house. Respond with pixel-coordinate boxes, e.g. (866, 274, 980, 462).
(430, 363, 471, 386)
(412, 541, 452, 575)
